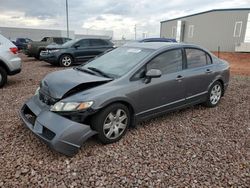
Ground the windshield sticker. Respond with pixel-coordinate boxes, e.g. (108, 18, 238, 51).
(127, 49, 142, 53)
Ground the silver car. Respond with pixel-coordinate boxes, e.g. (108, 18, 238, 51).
(0, 34, 22, 87)
(20, 42, 230, 156)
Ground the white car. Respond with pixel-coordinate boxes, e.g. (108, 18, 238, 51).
(0, 34, 22, 87)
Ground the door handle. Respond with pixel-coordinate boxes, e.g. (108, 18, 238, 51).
(175, 75, 184, 81)
(205, 69, 213, 74)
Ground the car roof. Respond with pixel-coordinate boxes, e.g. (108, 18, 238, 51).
(124, 42, 200, 50)
(139, 38, 177, 42)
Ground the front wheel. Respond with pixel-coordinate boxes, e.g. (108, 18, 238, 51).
(205, 81, 223, 107)
(59, 54, 73, 67)
(91, 103, 130, 144)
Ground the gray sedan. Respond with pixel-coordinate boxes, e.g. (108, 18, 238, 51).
(20, 42, 230, 156)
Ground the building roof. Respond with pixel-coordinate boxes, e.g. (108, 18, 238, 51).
(161, 8, 250, 23)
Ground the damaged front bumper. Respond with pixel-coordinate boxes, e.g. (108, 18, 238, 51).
(20, 95, 97, 156)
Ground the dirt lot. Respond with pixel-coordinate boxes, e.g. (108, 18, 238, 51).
(0, 54, 250, 187)
(212, 52, 250, 76)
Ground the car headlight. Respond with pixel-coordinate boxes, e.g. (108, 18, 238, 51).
(49, 49, 60, 53)
(35, 87, 40, 95)
(50, 101, 93, 112)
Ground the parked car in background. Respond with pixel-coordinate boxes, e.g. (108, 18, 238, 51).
(0, 34, 22, 87)
(14, 38, 32, 50)
(140, 38, 177, 43)
(25, 37, 71, 59)
(40, 38, 114, 67)
(20, 42, 230, 156)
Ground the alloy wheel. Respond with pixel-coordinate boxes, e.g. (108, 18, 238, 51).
(210, 84, 222, 105)
(61, 56, 72, 67)
(103, 109, 128, 140)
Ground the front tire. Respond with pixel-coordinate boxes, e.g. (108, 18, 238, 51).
(205, 81, 223, 107)
(59, 54, 73, 67)
(0, 67, 7, 88)
(91, 103, 130, 144)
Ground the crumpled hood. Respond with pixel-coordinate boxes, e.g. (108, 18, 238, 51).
(40, 69, 112, 99)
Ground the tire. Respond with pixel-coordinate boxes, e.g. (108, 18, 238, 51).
(35, 50, 41, 60)
(91, 103, 131, 144)
(59, 54, 73, 67)
(0, 67, 7, 88)
(204, 81, 223, 107)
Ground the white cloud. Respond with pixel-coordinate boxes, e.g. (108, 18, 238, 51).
(0, 0, 249, 39)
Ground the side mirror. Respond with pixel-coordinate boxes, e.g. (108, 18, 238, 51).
(145, 69, 162, 83)
(74, 44, 80, 48)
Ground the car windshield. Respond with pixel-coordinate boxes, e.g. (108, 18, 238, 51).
(83, 47, 153, 78)
(62, 39, 79, 47)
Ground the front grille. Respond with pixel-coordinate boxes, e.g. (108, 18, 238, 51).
(39, 91, 58, 105)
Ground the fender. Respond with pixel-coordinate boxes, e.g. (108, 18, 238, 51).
(207, 75, 225, 94)
(94, 96, 135, 112)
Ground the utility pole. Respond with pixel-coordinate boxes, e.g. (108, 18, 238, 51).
(134, 24, 137, 40)
(66, 0, 69, 38)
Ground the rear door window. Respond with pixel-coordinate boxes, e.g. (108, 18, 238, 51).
(185, 48, 211, 68)
(90, 39, 108, 46)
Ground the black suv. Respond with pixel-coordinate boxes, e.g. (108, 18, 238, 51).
(40, 38, 114, 67)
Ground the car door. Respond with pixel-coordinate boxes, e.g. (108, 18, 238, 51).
(131, 48, 186, 118)
(73, 39, 91, 63)
(89, 39, 111, 56)
(182, 48, 215, 102)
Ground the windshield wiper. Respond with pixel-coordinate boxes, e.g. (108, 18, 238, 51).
(87, 67, 113, 78)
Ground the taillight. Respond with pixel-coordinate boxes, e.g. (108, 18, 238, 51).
(10, 47, 18, 54)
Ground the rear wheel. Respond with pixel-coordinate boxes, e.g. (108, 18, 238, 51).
(205, 81, 223, 107)
(59, 54, 73, 67)
(0, 67, 7, 88)
(91, 103, 130, 144)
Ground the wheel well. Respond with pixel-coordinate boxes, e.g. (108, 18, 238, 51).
(59, 53, 74, 62)
(97, 101, 135, 127)
(216, 79, 225, 96)
(0, 60, 10, 74)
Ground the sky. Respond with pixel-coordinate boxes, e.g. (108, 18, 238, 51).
(0, 0, 249, 39)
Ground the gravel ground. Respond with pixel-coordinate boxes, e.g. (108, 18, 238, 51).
(0, 54, 250, 187)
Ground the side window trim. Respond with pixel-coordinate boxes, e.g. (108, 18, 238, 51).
(146, 47, 185, 71)
(77, 39, 90, 47)
(130, 48, 185, 81)
(184, 47, 213, 69)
